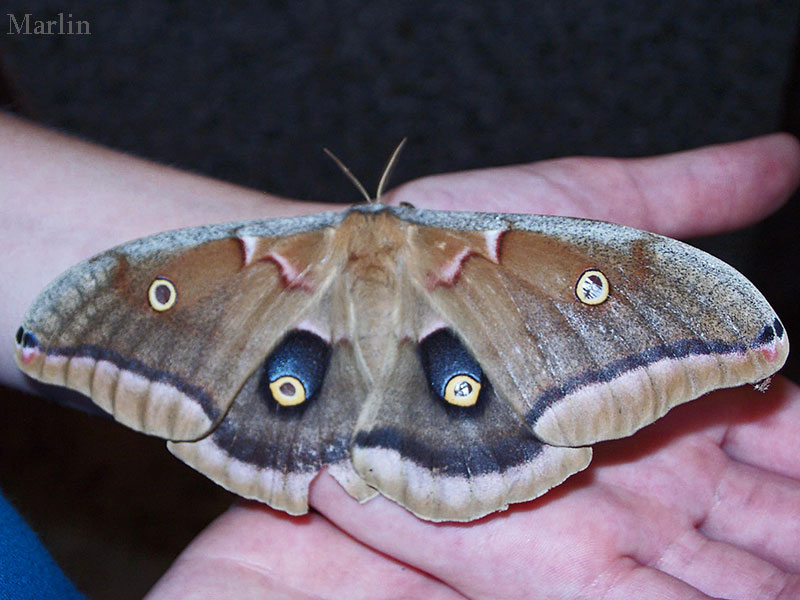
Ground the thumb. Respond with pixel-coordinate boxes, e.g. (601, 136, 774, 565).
(388, 133, 800, 239)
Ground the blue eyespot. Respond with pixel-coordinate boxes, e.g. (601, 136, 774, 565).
(264, 330, 330, 407)
(419, 329, 483, 407)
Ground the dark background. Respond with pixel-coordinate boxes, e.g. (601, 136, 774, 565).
(1, 2, 798, 598)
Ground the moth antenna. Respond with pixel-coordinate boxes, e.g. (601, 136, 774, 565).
(376, 138, 407, 204)
(323, 147, 371, 204)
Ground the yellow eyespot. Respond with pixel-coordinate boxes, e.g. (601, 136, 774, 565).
(575, 269, 610, 305)
(270, 376, 307, 406)
(444, 374, 481, 407)
(148, 277, 177, 311)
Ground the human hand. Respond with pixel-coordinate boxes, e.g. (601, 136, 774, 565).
(146, 134, 800, 599)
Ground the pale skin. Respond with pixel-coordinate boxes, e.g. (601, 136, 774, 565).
(1, 112, 799, 598)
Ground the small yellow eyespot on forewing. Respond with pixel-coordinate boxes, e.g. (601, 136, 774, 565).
(270, 376, 307, 406)
(575, 269, 610, 305)
(444, 375, 481, 406)
(148, 277, 177, 311)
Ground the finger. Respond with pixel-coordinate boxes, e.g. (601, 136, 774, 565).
(624, 133, 800, 237)
(576, 452, 799, 599)
(598, 558, 717, 600)
(388, 133, 800, 238)
(585, 489, 799, 599)
(311, 472, 712, 599)
(146, 502, 462, 600)
(311, 470, 565, 599)
(697, 458, 800, 573)
(720, 377, 800, 481)
(646, 380, 800, 573)
(656, 528, 799, 600)
(590, 389, 800, 574)
(589, 382, 799, 518)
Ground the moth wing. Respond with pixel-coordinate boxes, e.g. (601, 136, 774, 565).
(168, 336, 376, 515)
(397, 207, 788, 447)
(14, 212, 343, 441)
(349, 336, 591, 522)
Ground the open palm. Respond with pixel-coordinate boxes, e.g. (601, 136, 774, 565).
(144, 135, 800, 599)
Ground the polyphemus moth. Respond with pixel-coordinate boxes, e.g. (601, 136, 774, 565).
(13, 156, 788, 522)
